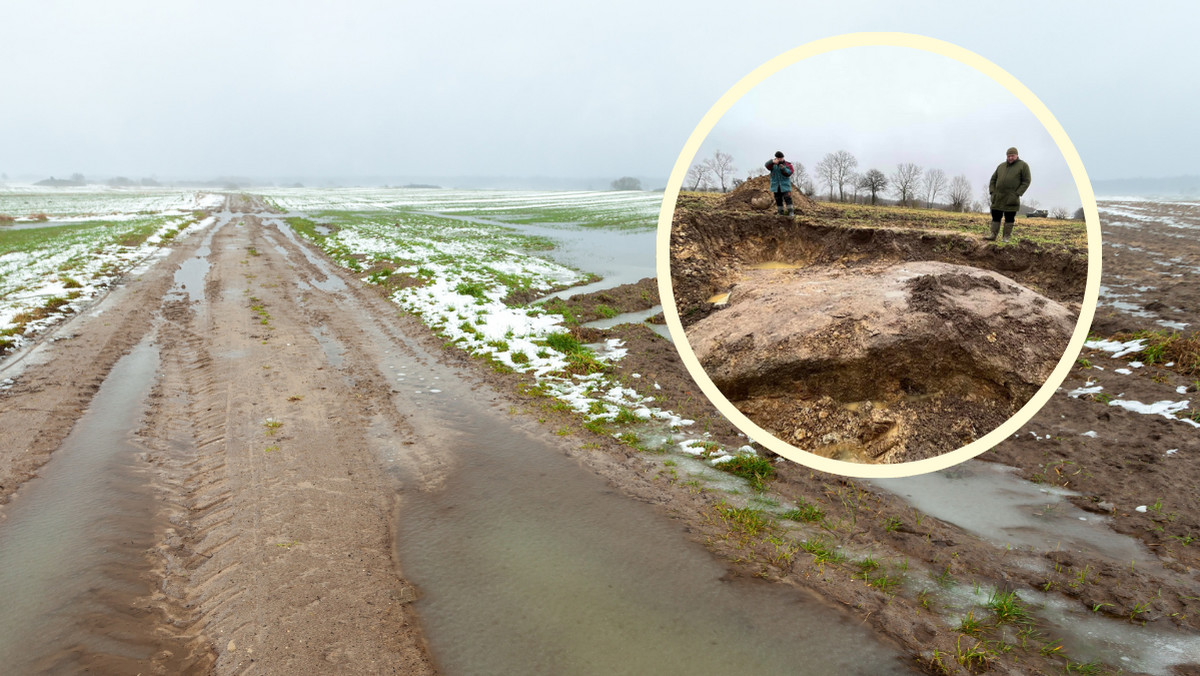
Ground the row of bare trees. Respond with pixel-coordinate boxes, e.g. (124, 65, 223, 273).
(686, 149, 1077, 217)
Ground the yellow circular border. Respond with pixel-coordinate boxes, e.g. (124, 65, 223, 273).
(656, 32, 1102, 479)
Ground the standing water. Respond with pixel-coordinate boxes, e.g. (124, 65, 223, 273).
(0, 337, 182, 672)
(391, 369, 917, 674)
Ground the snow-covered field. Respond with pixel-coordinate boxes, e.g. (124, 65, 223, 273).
(259, 187, 662, 229)
(0, 189, 219, 352)
(0, 185, 222, 220)
(280, 193, 762, 479)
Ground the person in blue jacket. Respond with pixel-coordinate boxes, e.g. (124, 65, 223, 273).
(766, 151, 795, 216)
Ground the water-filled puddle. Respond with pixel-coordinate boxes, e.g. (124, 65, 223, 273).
(310, 325, 346, 368)
(394, 380, 917, 675)
(872, 461, 1151, 564)
(168, 212, 232, 303)
(269, 218, 347, 292)
(0, 337, 167, 671)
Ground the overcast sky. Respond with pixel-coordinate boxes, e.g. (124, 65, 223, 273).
(697, 46, 1079, 210)
(3, 0, 1197, 190)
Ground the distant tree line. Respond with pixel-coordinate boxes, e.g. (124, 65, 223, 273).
(686, 149, 1082, 218)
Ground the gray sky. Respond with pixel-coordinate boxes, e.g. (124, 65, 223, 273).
(697, 46, 1078, 210)
(3, 0, 1198, 188)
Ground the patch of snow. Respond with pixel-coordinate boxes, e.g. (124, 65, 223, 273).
(1084, 338, 1145, 358)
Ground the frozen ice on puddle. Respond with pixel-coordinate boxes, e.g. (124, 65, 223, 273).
(1115, 368, 1132, 375)
(1135, 505, 1148, 513)
(1081, 430, 1098, 438)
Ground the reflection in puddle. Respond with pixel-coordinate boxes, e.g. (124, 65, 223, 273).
(872, 461, 1150, 564)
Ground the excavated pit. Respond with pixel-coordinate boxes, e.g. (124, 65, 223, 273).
(671, 188, 1087, 463)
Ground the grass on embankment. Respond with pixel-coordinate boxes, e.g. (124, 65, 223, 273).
(678, 192, 1088, 249)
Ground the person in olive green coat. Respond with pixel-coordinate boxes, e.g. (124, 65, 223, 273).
(986, 147, 1031, 242)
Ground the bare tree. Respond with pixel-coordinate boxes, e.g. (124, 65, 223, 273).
(704, 150, 736, 192)
(947, 174, 973, 212)
(890, 163, 922, 207)
(979, 183, 992, 213)
(815, 155, 836, 201)
(850, 172, 864, 203)
(747, 166, 768, 179)
(821, 150, 859, 202)
(861, 168, 887, 205)
(685, 163, 712, 191)
(610, 176, 642, 190)
(1050, 207, 1069, 219)
(1073, 207, 1085, 220)
(790, 161, 809, 191)
(1025, 199, 1040, 212)
(922, 168, 947, 208)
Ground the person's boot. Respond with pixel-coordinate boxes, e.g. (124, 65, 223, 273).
(786, 204, 795, 217)
(776, 205, 786, 215)
(1002, 223, 1014, 242)
(984, 221, 1000, 241)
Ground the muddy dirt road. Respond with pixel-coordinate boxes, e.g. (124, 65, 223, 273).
(0, 196, 438, 673)
(0, 196, 924, 675)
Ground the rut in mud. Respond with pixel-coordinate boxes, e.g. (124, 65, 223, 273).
(670, 197, 1088, 462)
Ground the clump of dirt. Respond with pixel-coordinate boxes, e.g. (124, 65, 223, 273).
(721, 175, 820, 213)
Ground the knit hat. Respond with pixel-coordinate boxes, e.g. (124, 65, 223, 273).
(775, 151, 785, 158)
(1006, 147, 1019, 155)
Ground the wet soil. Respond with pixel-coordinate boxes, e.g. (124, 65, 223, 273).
(0, 196, 436, 673)
(539, 276, 658, 325)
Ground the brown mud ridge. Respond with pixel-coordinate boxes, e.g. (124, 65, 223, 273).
(671, 189, 1087, 463)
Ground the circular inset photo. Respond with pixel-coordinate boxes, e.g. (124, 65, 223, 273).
(658, 34, 1101, 477)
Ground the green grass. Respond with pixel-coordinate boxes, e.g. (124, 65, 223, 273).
(595, 303, 619, 318)
(716, 454, 775, 491)
(542, 331, 606, 374)
(713, 502, 773, 537)
(986, 589, 1031, 625)
(799, 537, 845, 564)
(780, 501, 825, 523)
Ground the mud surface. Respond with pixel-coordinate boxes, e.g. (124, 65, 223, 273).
(0, 196, 436, 674)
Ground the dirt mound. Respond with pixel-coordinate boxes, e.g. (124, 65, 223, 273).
(722, 175, 818, 213)
(687, 261, 1075, 463)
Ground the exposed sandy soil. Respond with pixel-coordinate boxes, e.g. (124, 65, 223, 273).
(687, 261, 1075, 462)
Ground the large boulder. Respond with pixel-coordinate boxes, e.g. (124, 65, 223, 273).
(686, 260, 1075, 462)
